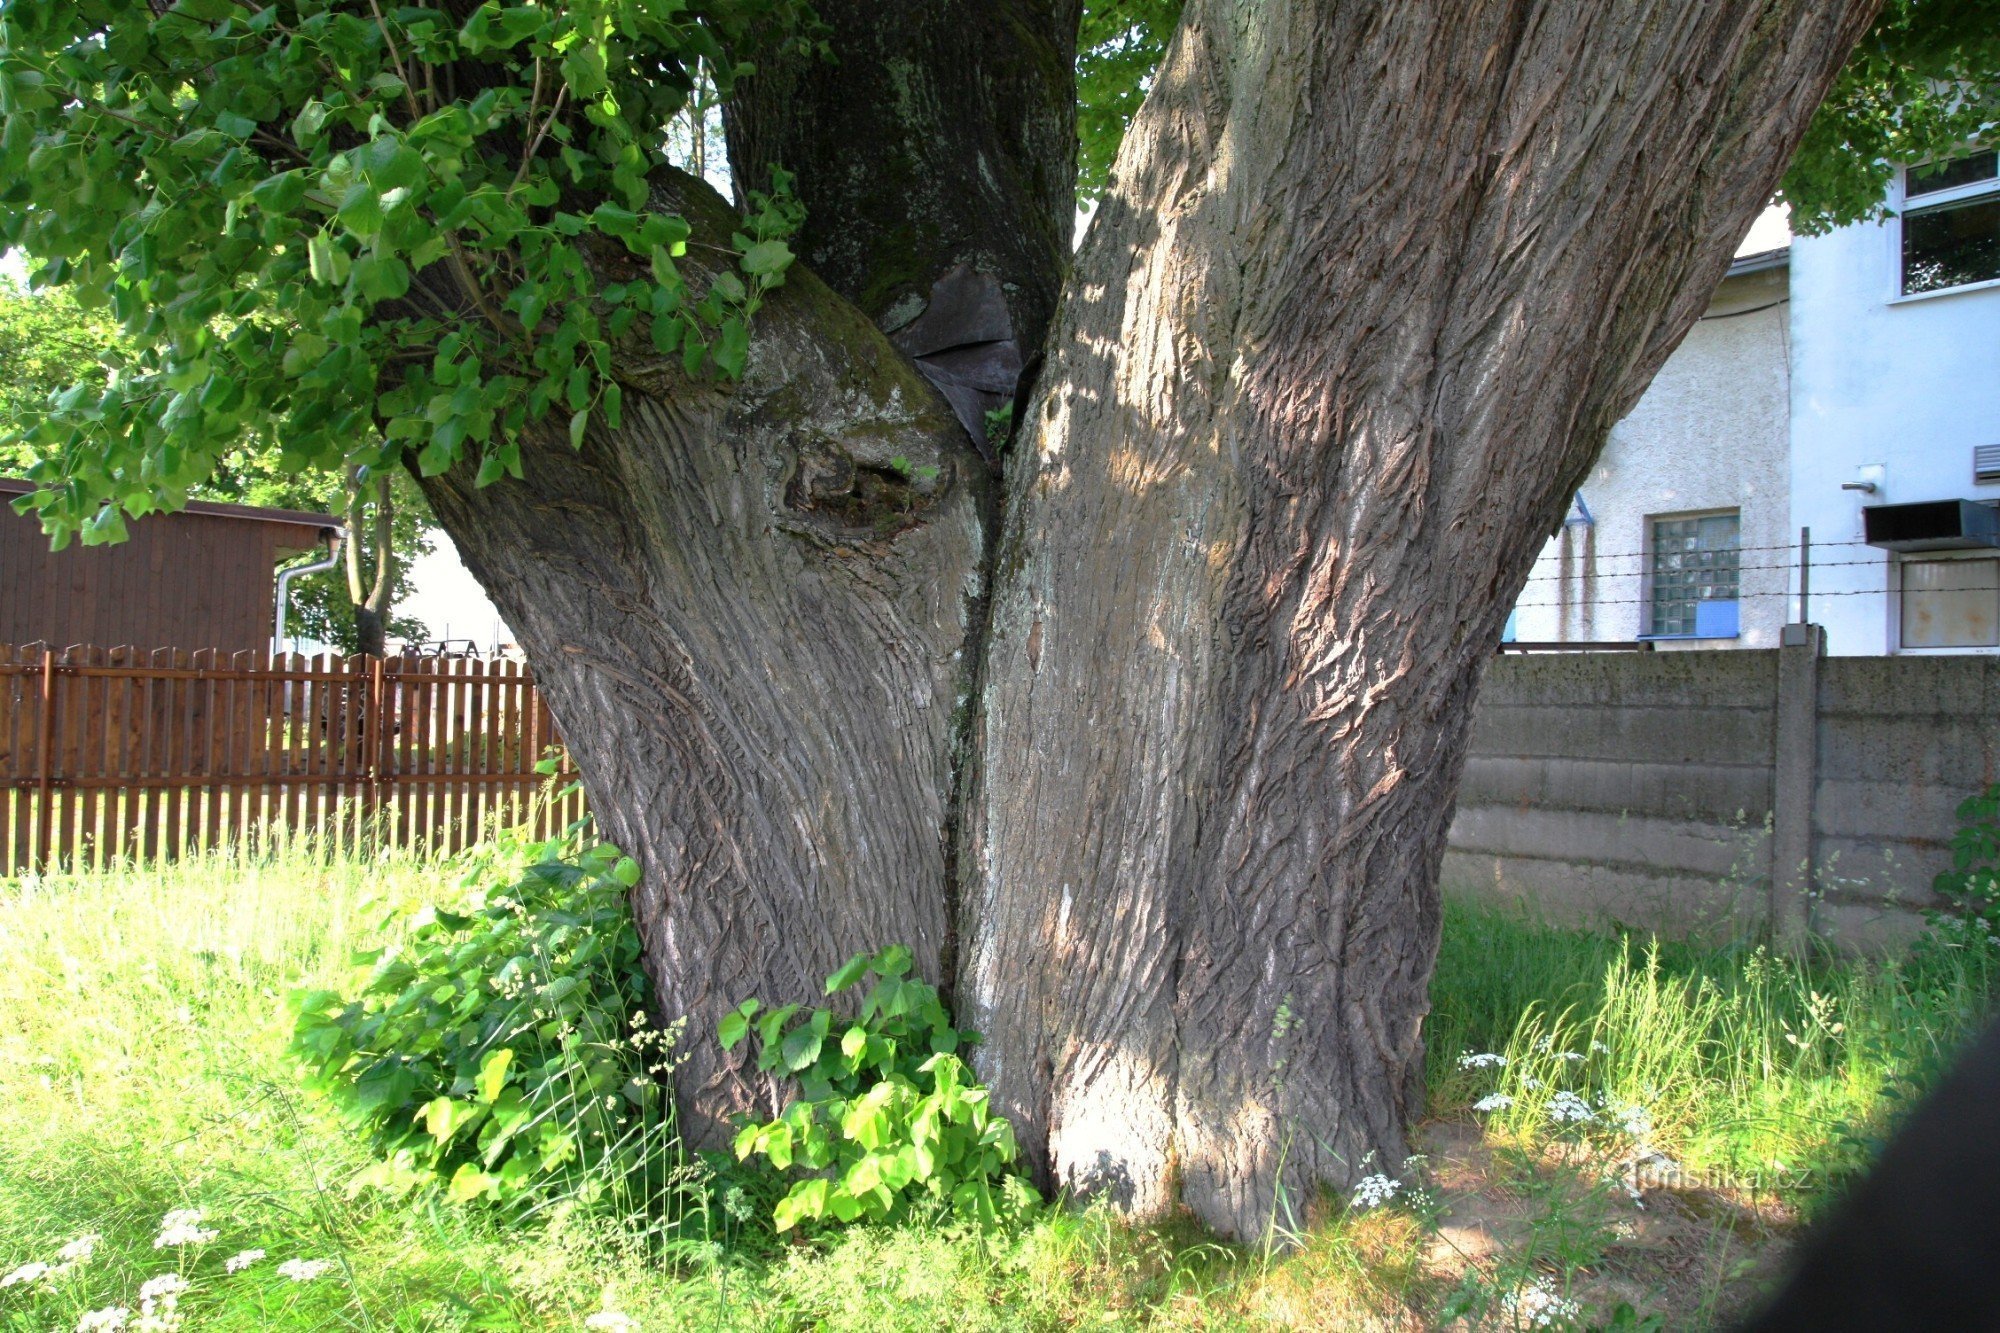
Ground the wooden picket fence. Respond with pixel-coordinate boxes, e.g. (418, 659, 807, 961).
(0, 644, 584, 874)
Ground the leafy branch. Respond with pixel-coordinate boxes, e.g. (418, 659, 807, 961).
(0, 0, 813, 545)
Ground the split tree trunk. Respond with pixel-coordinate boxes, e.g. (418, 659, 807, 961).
(418, 0, 1878, 1239)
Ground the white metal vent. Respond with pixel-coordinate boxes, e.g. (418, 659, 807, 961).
(1977, 443, 2000, 485)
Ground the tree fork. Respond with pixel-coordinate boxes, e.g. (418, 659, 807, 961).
(411, 0, 1882, 1243)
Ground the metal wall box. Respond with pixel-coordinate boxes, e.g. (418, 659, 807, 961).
(1863, 499, 2000, 552)
(1976, 443, 2000, 485)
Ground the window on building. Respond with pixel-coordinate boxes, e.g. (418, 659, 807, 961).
(1901, 558, 2000, 649)
(1648, 511, 1740, 638)
(1902, 150, 2000, 296)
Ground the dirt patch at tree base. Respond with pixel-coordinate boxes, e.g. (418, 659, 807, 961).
(1408, 1119, 1800, 1329)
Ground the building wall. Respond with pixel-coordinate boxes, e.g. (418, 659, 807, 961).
(1, 505, 324, 653)
(1510, 265, 1793, 647)
(1788, 210, 2000, 656)
(1446, 649, 2000, 950)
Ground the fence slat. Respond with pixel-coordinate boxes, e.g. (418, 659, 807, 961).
(468, 658, 488, 849)
(497, 658, 520, 834)
(2, 646, 30, 873)
(0, 645, 577, 867)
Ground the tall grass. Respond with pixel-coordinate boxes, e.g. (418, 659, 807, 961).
(0, 838, 548, 1330)
(1, 850, 1992, 1330)
(1428, 897, 1998, 1207)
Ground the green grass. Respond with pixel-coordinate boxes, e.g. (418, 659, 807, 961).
(1427, 897, 1999, 1208)
(0, 851, 1992, 1330)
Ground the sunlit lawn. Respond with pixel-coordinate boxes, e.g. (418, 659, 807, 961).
(0, 844, 1990, 1330)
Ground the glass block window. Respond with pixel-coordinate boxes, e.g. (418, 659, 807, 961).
(1648, 512, 1740, 638)
(1901, 559, 2000, 649)
(1902, 151, 2000, 296)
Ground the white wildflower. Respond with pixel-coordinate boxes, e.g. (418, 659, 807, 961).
(76, 1308, 131, 1332)
(584, 1313, 640, 1331)
(1555, 1051, 1585, 1063)
(136, 1272, 189, 1331)
(1, 1260, 51, 1288)
(1472, 1093, 1514, 1113)
(1590, 1041, 1610, 1055)
(1611, 1103, 1652, 1139)
(57, 1234, 101, 1266)
(224, 1248, 266, 1274)
(1546, 1090, 1595, 1124)
(1457, 1052, 1507, 1070)
(1521, 1076, 1543, 1090)
(1349, 1173, 1401, 1210)
(1501, 1279, 1582, 1328)
(137, 1274, 188, 1303)
(276, 1257, 336, 1282)
(151, 1209, 218, 1249)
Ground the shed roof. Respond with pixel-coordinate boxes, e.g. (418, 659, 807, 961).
(0, 478, 339, 537)
(1725, 246, 1790, 278)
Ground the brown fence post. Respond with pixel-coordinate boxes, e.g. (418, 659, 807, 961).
(365, 655, 385, 845)
(33, 644, 55, 873)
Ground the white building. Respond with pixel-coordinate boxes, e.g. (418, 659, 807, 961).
(1511, 148, 2000, 654)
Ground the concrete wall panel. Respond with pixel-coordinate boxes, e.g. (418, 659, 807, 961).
(1446, 650, 1999, 951)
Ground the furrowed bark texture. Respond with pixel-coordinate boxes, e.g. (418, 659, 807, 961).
(964, 0, 1878, 1238)
(418, 0, 1081, 1147)
(418, 175, 989, 1145)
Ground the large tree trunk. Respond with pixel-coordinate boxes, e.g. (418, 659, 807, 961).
(421, 1, 1081, 1141)
(420, 178, 991, 1138)
(963, 0, 1878, 1239)
(416, 0, 1877, 1237)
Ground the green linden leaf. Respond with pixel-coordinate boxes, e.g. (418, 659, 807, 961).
(738, 238, 793, 279)
(475, 1048, 515, 1103)
(780, 1023, 823, 1072)
(825, 953, 871, 994)
(713, 317, 749, 379)
(0, 0, 801, 545)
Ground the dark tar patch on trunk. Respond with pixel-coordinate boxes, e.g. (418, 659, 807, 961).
(893, 264, 1022, 463)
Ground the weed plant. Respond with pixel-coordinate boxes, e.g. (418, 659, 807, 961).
(1429, 898, 1999, 1213)
(2, 833, 1994, 1330)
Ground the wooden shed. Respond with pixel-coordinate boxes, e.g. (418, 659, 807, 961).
(1, 479, 339, 653)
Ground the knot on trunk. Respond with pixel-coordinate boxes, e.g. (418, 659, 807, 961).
(781, 435, 949, 542)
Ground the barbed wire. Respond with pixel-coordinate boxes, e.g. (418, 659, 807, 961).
(1516, 553, 1899, 585)
(1513, 583, 1995, 610)
(1521, 537, 1870, 564)
(1554, 537, 1872, 556)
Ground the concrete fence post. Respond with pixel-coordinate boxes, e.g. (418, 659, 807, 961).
(1771, 624, 1825, 949)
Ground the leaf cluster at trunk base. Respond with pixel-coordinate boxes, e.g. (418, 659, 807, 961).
(724, 944, 1040, 1234)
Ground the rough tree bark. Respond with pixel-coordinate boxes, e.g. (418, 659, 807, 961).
(420, 0, 1079, 1141)
(416, 0, 1879, 1238)
(420, 178, 990, 1134)
(962, 0, 1882, 1239)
